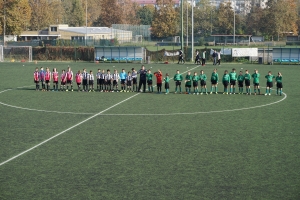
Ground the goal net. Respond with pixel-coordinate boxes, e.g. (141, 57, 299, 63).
(3, 46, 32, 62)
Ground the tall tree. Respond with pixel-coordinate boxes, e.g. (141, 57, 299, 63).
(261, 0, 298, 40)
(151, 0, 179, 37)
(193, 0, 215, 36)
(69, 0, 85, 27)
(94, 0, 122, 27)
(0, 0, 31, 35)
(245, 6, 264, 35)
(118, 0, 140, 25)
(215, 2, 235, 35)
(29, 0, 53, 30)
(137, 5, 155, 25)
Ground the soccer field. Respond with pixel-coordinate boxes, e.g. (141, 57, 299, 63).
(0, 61, 299, 199)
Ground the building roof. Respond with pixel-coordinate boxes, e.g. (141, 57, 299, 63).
(132, 0, 180, 4)
(59, 27, 132, 34)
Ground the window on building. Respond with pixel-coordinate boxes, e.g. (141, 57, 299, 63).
(51, 27, 57, 32)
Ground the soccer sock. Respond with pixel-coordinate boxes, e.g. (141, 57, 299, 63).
(241, 88, 243, 93)
(188, 88, 191, 93)
(179, 87, 182, 92)
(71, 85, 73, 90)
(210, 86, 213, 92)
(215, 87, 218, 93)
(230, 88, 232, 93)
(233, 88, 235, 93)
(151, 86, 153, 92)
(266, 88, 268, 94)
(280, 89, 282, 95)
(186, 88, 188, 93)
(258, 88, 260, 94)
(269, 88, 272, 93)
(148, 86, 150, 92)
(249, 88, 251, 93)
(254, 89, 256, 93)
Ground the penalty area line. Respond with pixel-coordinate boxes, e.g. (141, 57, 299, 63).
(0, 92, 140, 167)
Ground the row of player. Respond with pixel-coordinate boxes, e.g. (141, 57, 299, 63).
(33, 66, 283, 95)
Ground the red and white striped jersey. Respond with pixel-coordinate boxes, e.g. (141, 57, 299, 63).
(66, 71, 73, 80)
(76, 73, 82, 83)
(61, 73, 66, 82)
(52, 72, 59, 82)
(34, 71, 39, 81)
(45, 71, 51, 80)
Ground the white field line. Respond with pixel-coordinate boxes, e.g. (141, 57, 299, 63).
(0, 93, 140, 167)
(100, 92, 287, 116)
(0, 65, 201, 166)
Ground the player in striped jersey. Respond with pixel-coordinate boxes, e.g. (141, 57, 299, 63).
(126, 71, 133, 92)
(105, 69, 112, 92)
(52, 68, 59, 91)
(82, 68, 88, 92)
(96, 69, 101, 92)
(40, 67, 46, 91)
(60, 69, 66, 91)
(75, 70, 82, 92)
(34, 67, 40, 91)
(88, 70, 95, 92)
(131, 68, 138, 92)
(65, 67, 73, 92)
(100, 69, 106, 92)
(112, 69, 120, 92)
(45, 67, 51, 91)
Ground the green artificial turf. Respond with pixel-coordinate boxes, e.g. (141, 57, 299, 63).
(0, 62, 299, 199)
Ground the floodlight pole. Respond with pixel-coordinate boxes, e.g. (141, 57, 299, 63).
(191, 0, 194, 62)
(85, 0, 87, 46)
(186, 0, 188, 47)
(233, 0, 235, 45)
(3, 0, 6, 47)
(181, 0, 184, 51)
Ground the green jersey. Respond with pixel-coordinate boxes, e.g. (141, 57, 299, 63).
(199, 74, 207, 81)
(185, 74, 192, 86)
(222, 74, 230, 82)
(265, 74, 275, 82)
(244, 73, 251, 81)
(252, 73, 260, 83)
(275, 75, 282, 83)
(192, 75, 199, 82)
(229, 72, 237, 81)
(146, 73, 153, 81)
(237, 74, 244, 82)
(174, 73, 183, 81)
(211, 72, 219, 82)
(164, 76, 170, 83)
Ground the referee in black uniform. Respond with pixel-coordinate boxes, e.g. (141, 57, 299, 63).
(137, 65, 147, 92)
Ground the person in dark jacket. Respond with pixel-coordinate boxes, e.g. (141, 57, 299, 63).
(138, 65, 147, 92)
(178, 50, 185, 64)
(212, 50, 217, 65)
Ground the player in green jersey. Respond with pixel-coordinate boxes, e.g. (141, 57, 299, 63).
(275, 72, 283, 96)
(244, 70, 251, 95)
(237, 71, 245, 94)
(174, 70, 183, 94)
(199, 70, 208, 95)
(229, 68, 237, 94)
(222, 70, 231, 94)
(251, 69, 261, 95)
(146, 69, 153, 92)
(185, 71, 192, 94)
(164, 73, 170, 94)
(192, 72, 200, 95)
(210, 69, 219, 94)
(265, 71, 275, 95)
